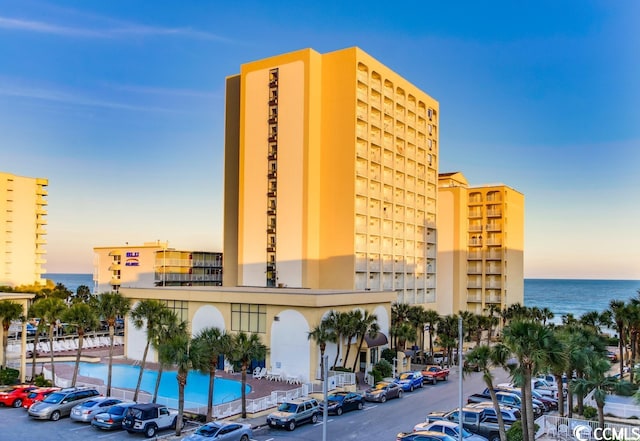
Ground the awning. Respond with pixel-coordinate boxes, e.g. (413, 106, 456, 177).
(364, 332, 388, 347)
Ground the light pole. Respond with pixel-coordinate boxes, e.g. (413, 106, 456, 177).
(322, 354, 328, 441)
(458, 316, 463, 441)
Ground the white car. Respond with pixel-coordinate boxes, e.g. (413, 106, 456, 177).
(414, 420, 489, 441)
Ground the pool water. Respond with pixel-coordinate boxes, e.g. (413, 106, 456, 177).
(66, 362, 249, 405)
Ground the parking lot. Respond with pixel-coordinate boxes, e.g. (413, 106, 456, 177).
(0, 406, 193, 441)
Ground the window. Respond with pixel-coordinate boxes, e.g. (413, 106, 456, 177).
(163, 300, 188, 322)
(231, 304, 266, 333)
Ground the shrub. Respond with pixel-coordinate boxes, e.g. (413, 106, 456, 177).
(370, 359, 393, 383)
(0, 367, 19, 385)
(506, 420, 539, 441)
(381, 348, 395, 364)
(33, 374, 52, 387)
(583, 406, 597, 419)
(332, 366, 353, 373)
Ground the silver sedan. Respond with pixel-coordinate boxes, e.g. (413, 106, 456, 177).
(70, 397, 124, 423)
(182, 421, 253, 441)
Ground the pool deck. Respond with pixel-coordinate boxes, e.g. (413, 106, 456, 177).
(32, 344, 301, 406)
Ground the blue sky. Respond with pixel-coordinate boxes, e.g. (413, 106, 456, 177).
(0, 0, 638, 279)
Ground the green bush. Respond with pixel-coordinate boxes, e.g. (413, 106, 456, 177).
(33, 374, 52, 387)
(332, 366, 353, 373)
(381, 348, 395, 364)
(506, 420, 539, 441)
(583, 406, 597, 419)
(0, 367, 19, 385)
(370, 359, 394, 383)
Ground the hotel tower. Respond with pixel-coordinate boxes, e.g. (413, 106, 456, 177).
(223, 47, 439, 305)
(436, 172, 524, 315)
(0, 172, 48, 287)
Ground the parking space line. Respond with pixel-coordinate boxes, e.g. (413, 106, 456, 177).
(364, 404, 378, 410)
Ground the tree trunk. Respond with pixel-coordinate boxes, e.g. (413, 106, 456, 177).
(597, 401, 605, 429)
(48, 325, 56, 387)
(133, 338, 150, 402)
(153, 363, 164, 403)
(523, 367, 535, 441)
(332, 337, 341, 370)
(107, 324, 115, 396)
(352, 336, 367, 372)
(241, 362, 248, 418)
(31, 332, 39, 381)
(343, 334, 356, 369)
(72, 330, 84, 387)
(2, 324, 8, 369)
(175, 371, 186, 436)
(319, 345, 326, 381)
(619, 329, 625, 378)
(567, 381, 574, 418)
(206, 363, 216, 422)
(488, 386, 508, 441)
(555, 373, 565, 417)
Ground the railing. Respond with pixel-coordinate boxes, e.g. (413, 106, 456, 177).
(535, 414, 640, 439)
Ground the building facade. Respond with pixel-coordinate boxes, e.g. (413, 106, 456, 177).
(224, 47, 439, 306)
(436, 172, 524, 315)
(0, 172, 48, 287)
(154, 250, 223, 287)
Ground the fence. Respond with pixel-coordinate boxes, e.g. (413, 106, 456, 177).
(535, 414, 640, 440)
(41, 366, 309, 418)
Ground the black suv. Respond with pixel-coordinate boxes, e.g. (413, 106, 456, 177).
(266, 397, 321, 431)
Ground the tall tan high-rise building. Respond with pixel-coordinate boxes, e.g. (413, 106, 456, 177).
(436, 172, 524, 315)
(224, 47, 439, 305)
(0, 172, 48, 287)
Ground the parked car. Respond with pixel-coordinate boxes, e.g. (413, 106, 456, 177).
(432, 352, 448, 365)
(426, 406, 512, 441)
(70, 397, 124, 422)
(122, 403, 179, 437)
(22, 387, 60, 410)
(0, 384, 38, 408)
(413, 420, 489, 441)
(28, 387, 101, 420)
(266, 397, 320, 431)
(182, 421, 253, 441)
(465, 402, 521, 423)
(319, 391, 365, 415)
(364, 381, 403, 403)
(607, 351, 619, 362)
(421, 365, 450, 384)
(91, 402, 138, 430)
(396, 371, 425, 392)
(396, 430, 456, 441)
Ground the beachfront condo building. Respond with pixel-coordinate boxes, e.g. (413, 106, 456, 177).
(436, 172, 524, 315)
(93, 242, 222, 292)
(0, 172, 48, 287)
(223, 47, 440, 306)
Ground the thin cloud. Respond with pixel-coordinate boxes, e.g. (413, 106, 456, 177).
(0, 15, 229, 41)
(0, 82, 179, 113)
(104, 83, 220, 99)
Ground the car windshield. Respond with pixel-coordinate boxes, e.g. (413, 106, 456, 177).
(110, 406, 126, 415)
(126, 408, 144, 419)
(195, 423, 221, 436)
(43, 392, 65, 404)
(277, 403, 298, 413)
(374, 383, 389, 390)
(328, 395, 344, 402)
(82, 400, 100, 407)
(27, 392, 39, 399)
(400, 373, 412, 380)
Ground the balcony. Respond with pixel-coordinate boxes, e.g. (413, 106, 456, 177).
(268, 116, 277, 124)
(468, 211, 482, 218)
(109, 263, 121, 271)
(468, 239, 482, 247)
(486, 239, 502, 246)
(268, 135, 277, 143)
(486, 223, 501, 232)
(269, 79, 278, 88)
(267, 190, 276, 197)
(267, 208, 276, 216)
(467, 267, 482, 275)
(110, 278, 122, 286)
(266, 246, 276, 252)
(487, 210, 502, 217)
(268, 97, 278, 106)
(469, 225, 483, 232)
(486, 250, 503, 260)
(467, 295, 482, 303)
(486, 265, 502, 274)
(268, 171, 277, 179)
(467, 252, 482, 260)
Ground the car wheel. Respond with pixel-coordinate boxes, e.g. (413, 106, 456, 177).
(50, 410, 61, 421)
(171, 417, 177, 429)
(444, 375, 449, 381)
(240, 436, 249, 441)
(13, 398, 22, 408)
(127, 430, 135, 434)
(432, 378, 437, 385)
(287, 420, 296, 431)
(145, 424, 157, 438)
(357, 402, 364, 410)
(380, 395, 387, 403)
(312, 413, 319, 423)
(336, 407, 343, 416)
(490, 434, 500, 441)
(410, 385, 414, 392)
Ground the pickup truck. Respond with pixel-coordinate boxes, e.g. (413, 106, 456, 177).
(421, 365, 450, 384)
(122, 403, 179, 438)
(467, 390, 543, 418)
(426, 407, 509, 441)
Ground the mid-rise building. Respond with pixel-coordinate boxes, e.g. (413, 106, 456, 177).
(0, 172, 48, 287)
(224, 47, 439, 305)
(436, 172, 524, 315)
(93, 242, 222, 292)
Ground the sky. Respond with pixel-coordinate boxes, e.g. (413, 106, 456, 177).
(0, 0, 638, 279)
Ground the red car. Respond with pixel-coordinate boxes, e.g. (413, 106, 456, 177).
(22, 387, 60, 410)
(0, 384, 38, 408)
(421, 365, 450, 384)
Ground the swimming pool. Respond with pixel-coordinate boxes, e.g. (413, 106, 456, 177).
(65, 362, 250, 405)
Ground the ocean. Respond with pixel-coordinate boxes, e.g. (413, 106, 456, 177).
(48, 273, 640, 321)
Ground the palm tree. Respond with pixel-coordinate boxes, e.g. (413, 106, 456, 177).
(226, 331, 267, 418)
(464, 344, 511, 441)
(130, 299, 169, 402)
(610, 299, 629, 378)
(307, 321, 337, 380)
(436, 314, 459, 368)
(191, 327, 231, 422)
(30, 297, 67, 387)
(158, 327, 193, 436)
(0, 300, 23, 369)
(325, 310, 349, 369)
(151, 310, 187, 403)
(62, 302, 98, 386)
(573, 356, 633, 429)
(96, 292, 131, 396)
(424, 309, 440, 362)
(339, 310, 361, 369)
(26, 306, 46, 381)
(352, 311, 379, 372)
(502, 320, 566, 441)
